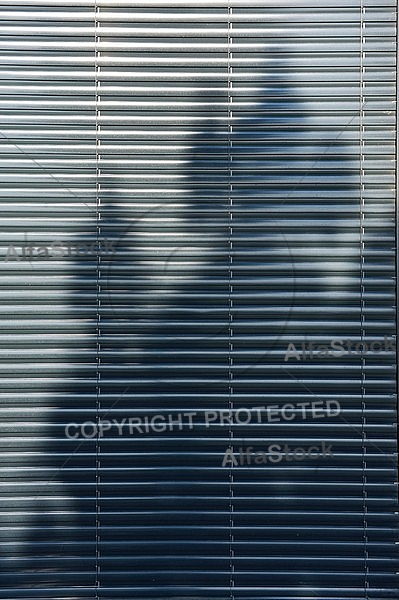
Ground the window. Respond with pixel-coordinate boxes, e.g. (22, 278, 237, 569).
(0, 1, 397, 598)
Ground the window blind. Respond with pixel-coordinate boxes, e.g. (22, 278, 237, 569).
(0, 1, 397, 599)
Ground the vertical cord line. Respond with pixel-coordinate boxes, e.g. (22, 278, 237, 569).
(94, 3, 101, 598)
(359, 3, 369, 598)
(227, 3, 234, 599)
(396, 0, 399, 505)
